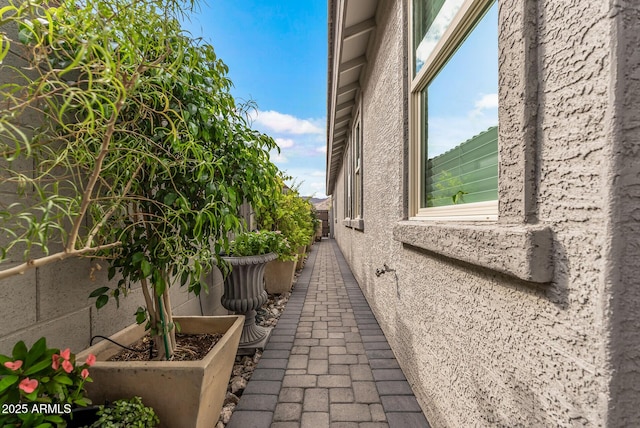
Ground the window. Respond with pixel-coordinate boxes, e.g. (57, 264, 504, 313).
(343, 112, 364, 228)
(410, 0, 498, 220)
(344, 142, 352, 219)
(353, 119, 362, 219)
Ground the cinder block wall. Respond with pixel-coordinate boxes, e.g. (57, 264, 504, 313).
(0, 6, 227, 355)
(331, 0, 640, 426)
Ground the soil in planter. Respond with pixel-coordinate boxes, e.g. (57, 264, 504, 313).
(108, 332, 223, 362)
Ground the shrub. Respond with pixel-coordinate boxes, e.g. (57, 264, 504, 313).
(87, 396, 159, 428)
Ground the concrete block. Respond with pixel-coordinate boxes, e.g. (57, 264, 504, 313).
(199, 266, 227, 316)
(304, 388, 329, 412)
(278, 387, 304, 403)
(329, 403, 372, 422)
(301, 412, 329, 428)
(353, 381, 381, 403)
(0, 263, 37, 337)
(273, 403, 302, 422)
(330, 388, 355, 403)
(172, 295, 202, 316)
(0, 308, 91, 355)
(37, 257, 93, 321)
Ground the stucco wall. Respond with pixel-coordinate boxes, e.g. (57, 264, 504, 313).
(331, 0, 639, 426)
(0, 9, 226, 355)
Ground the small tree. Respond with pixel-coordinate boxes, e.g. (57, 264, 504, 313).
(0, 0, 280, 359)
(255, 176, 315, 251)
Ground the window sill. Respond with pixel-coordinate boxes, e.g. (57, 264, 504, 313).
(343, 218, 365, 231)
(393, 221, 553, 283)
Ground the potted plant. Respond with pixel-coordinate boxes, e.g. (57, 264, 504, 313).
(262, 231, 299, 294)
(0, 0, 280, 426)
(255, 177, 316, 271)
(0, 338, 95, 428)
(220, 231, 279, 350)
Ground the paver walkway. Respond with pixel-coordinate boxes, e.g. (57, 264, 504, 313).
(227, 239, 430, 428)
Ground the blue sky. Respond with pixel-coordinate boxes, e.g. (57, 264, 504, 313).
(182, 1, 329, 198)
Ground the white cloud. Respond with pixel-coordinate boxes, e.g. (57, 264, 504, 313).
(270, 149, 288, 164)
(474, 93, 498, 110)
(316, 145, 327, 154)
(278, 168, 327, 198)
(252, 110, 324, 135)
(275, 138, 295, 148)
(470, 93, 499, 118)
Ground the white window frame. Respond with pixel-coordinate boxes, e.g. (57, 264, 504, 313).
(343, 105, 364, 230)
(409, 0, 498, 221)
(353, 113, 362, 220)
(344, 141, 352, 220)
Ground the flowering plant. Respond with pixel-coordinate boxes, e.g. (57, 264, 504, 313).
(0, 337, 95, 427)
(228, 230, 296, 261)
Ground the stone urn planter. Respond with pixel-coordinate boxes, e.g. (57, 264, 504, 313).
(76, 315, 243, 428)
(221, 252, 277, 350)
(264, 256, 297, 294)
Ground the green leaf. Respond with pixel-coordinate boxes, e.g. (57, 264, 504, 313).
(96, 295, 109, 309)
(12, 341, 27, 360)
(89, 286, 110, 298)
(23, 390, 38, 401)
(163, 192, 178, 206)
(24, 358, 52, 376)
(73, 398, 89, 407)
(0, 375, 18, 393)
(25, 337, 47, 366)
(140, 259, 152, 277)
(132, 252, 144, 264)
(135, 307, 147, 324)
(107, 266, 116, 280)
(53, 374, 73, 385)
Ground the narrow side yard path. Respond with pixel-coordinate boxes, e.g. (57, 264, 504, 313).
(227, 239, 430, 428)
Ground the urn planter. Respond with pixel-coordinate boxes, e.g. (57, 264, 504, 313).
(221, 252, 277, 350)
(76, 315, 243, 428)
(264, 256, 297, 294)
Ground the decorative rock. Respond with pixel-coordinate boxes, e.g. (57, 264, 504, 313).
(217, 280, 297, 427)
(224, 392, 240, 406)
(221, 404, 235, 424)
(230, 376, 247, 394)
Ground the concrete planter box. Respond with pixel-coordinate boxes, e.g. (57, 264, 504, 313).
(264, 257, 297, 294)
(77, 315, 244, 428)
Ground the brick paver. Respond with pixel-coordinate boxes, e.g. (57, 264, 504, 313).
(227, 239, 430, 428)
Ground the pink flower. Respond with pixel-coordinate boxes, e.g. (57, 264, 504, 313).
(84, 354, 96, 367)
(52, 354, 60, 370)
(19, 378, 38, 394)
(3, 360, 23, 371)
(60, 348, 71, 361)
(62, 359, 73, 374)
(81, 368, 89, 379)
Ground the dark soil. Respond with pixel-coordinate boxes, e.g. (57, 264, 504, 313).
(108, 332, 223, 362)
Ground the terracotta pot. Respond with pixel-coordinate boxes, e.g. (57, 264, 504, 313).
(77, 315, 243, 428)
(264, 257, 297, 294)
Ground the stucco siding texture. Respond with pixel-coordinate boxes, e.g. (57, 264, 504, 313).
(331, 0, 636, 426)
(604, 2, 640, 426)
